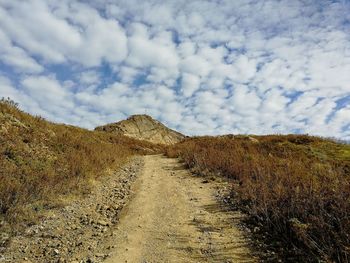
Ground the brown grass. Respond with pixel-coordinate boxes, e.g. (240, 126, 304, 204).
(166, 135, 350, 262)
(0, 98, 162, 232)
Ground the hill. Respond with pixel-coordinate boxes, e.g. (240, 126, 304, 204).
(166, 135, 350, 261)
(2, 98, 350, 262)
(95, 114, 185, 145)
(0, 98, 161, 236)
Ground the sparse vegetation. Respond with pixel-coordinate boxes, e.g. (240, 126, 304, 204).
(0, 99, 162, 233)
(166, 135, 350, 262)
(2, 96, 350, 262)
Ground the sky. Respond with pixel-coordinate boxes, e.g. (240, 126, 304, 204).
(0, 0, 350, 139)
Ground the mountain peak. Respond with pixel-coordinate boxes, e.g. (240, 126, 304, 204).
(95, 114, 185, 145)
(126, 114, 160, 122)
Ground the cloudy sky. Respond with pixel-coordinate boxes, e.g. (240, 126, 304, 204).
(0, 0, 350, 139)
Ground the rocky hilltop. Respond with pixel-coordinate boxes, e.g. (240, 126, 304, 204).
(95, 114, 185, 145)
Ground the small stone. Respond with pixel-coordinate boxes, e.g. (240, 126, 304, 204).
(97, 220, 109, 226)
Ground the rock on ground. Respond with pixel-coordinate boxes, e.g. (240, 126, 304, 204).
(1, 157, 144, 263)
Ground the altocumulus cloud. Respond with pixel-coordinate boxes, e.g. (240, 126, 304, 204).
(0, 0, 350, 139)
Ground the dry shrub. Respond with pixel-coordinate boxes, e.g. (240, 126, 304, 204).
(0, 99, 162, 231)
(166, 135, 350, 262)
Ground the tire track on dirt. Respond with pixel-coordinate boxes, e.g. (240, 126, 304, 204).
(104, 155, 256, 263)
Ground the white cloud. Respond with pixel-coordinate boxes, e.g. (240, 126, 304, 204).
(178, 41, 197, 57)
(146, 67, 179, 86)
(230, 85, 261, 115)
(0, 1, 80, 63)
(260, 89, 290, 113)
(181, 73, 200, 97)
(20, 75, 75, 121)
(231, 55, 257, 83)
(0, 76, 21, 100)
(71, 13, 128, 66)
(0, 0, 127, 67)
(0, 0, 349, 139)
(80, 70, 100, 85)
(0, 29, 43, 73)
(126, 23, 179, 69)
(180, 54, 211, 77)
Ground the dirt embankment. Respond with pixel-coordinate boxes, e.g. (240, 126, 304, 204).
(1, 157, 144, 263)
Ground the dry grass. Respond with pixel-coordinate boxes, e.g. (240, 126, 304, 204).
(0, 98, 162, 233)
(166, 135, 350, 262)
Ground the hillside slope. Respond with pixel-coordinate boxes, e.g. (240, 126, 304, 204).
(95, 114, 185, 145)
(0, 99, 161, 239)
(166, 135, 350, 262)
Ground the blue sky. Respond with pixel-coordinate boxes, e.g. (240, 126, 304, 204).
(0, 0, 350, 139)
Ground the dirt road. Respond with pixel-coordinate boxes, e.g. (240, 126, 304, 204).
(105, 155, 255, 263)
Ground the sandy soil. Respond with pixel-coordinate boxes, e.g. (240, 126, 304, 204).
(104, 155, 256, 263)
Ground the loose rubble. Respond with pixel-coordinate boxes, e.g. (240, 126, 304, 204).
(1, 157, 144, 263)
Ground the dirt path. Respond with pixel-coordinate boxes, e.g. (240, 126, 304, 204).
(105, 155, 256, 263)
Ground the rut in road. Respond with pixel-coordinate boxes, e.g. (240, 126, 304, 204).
(105, 155, 256, 263)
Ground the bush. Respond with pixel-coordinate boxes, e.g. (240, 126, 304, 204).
(166, 135, 350, 262)
(0, 100, 162, 230)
